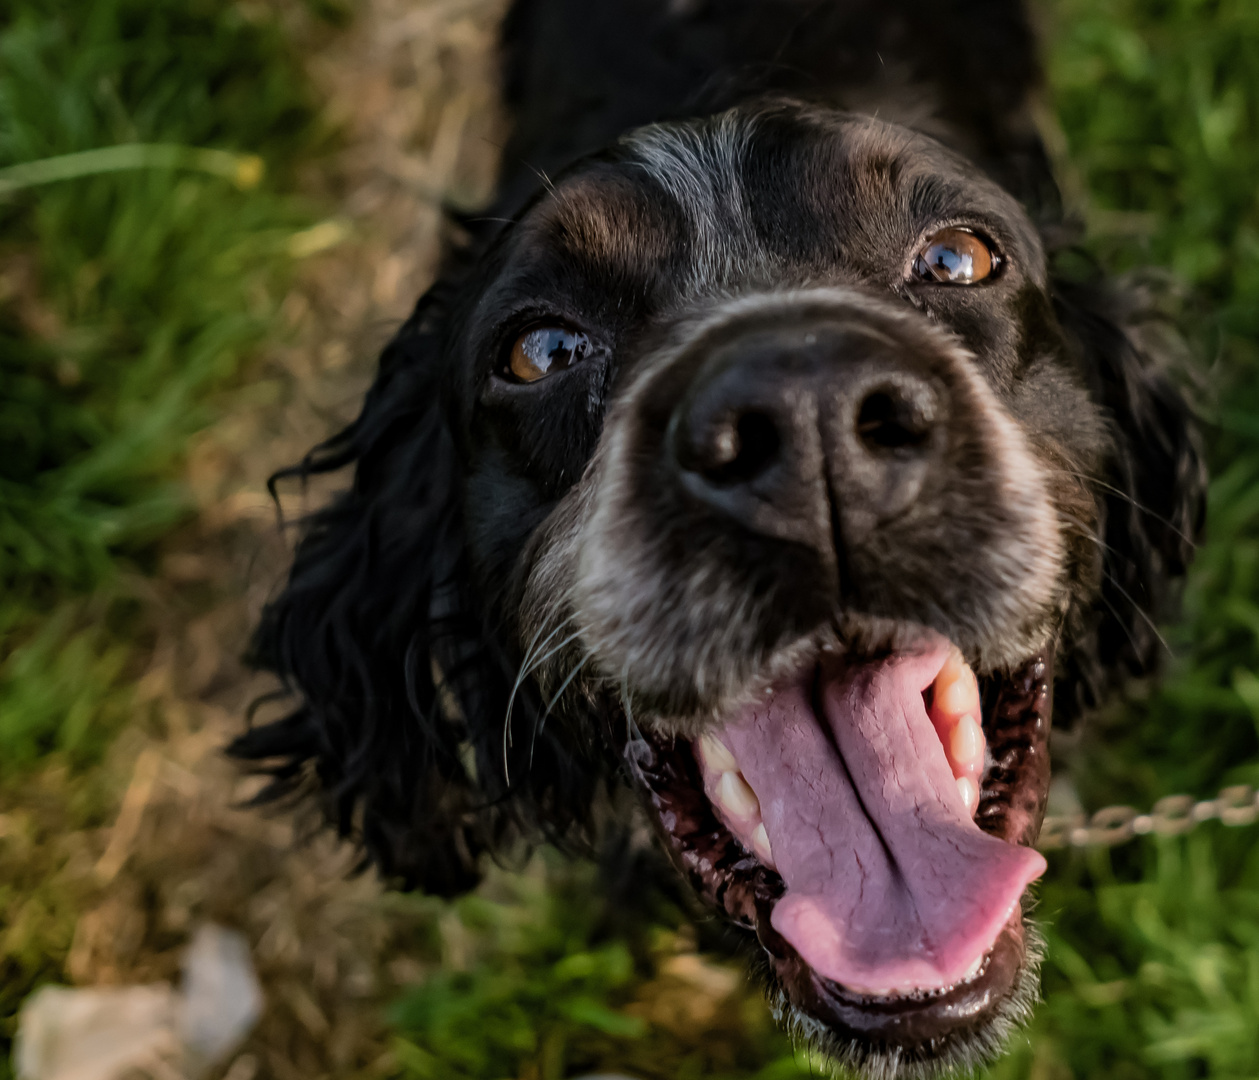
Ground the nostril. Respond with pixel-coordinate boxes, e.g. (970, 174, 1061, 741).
(701, 410, 781, 485)
(856, 389, 933, 452)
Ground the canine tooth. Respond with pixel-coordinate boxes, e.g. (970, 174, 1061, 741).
(933, 648, 980, 718)
(949, 714, 984, 770)
(718, 771, 760, 819)
(751, 822, 775, 866)
(699, 733, 738, 773)
(960, 953, 985, 982)
(935, 670, 979, 718)
(956, 776, 979, 817)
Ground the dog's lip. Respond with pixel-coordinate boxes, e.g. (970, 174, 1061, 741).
(763, 907, 1033, 1048)
(750, 867, 1032, 1034)
(625, 645, 1053, 1042)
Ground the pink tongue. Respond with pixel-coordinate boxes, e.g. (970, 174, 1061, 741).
(719, 646, 1046, 995)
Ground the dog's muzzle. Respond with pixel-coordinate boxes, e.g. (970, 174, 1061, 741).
(571, 288, 1063, 716)
(511, 287, 1066, 1072)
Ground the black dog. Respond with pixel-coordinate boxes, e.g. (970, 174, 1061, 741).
(233, 1, 1204, 1074)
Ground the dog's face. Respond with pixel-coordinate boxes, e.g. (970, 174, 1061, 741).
(241, 102, 1203, 1077)
(456, 105, 1099, 1073)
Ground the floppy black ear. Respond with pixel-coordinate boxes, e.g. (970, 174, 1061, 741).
(230, 287, 603, 895)
(1052, 275, 1207, 722)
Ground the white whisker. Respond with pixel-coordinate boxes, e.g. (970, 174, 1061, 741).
(1048, 465, 1196, 550)
(528, 647, 595, 768)
(503, 615, 574, 785)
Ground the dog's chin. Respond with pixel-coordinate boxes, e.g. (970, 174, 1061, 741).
(765, 915, 1047, 1080)
(624, 634, 1054, 1077)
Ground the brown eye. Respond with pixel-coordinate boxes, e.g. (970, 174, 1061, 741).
(911, 228, 999, 285)
(507, 324, 593, 382)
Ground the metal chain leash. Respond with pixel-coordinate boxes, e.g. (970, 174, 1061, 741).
(1037, 783, 1259, 850)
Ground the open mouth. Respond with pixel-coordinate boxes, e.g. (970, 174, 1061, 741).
(628, 632, 1053, 1052)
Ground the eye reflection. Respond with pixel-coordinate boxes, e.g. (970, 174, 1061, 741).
(911, 228, 999, 285)
(507, 324, 593, 383)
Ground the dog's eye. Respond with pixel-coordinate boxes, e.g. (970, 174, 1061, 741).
(911, 228, 999, 285)
(507, 324, 593, 383)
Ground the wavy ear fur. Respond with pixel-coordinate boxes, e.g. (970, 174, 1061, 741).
(1053, 274, 1207, 723)
(229, 286, 604, 895)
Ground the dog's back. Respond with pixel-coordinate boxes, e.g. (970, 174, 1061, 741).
(495, 0, 1057, 218)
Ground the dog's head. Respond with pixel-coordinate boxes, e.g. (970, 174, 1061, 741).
(238, 102, 1203, 1075)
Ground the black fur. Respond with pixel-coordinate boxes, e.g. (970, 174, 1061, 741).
(497, 0, 1058, 217)
(243, 288, 615, 891)
(1051, 274, 1205, 721)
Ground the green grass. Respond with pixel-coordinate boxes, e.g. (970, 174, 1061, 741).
(388, 860, 817, 1080)
(990, 832, 1259, 1080)
(1049, 0, 1259, 811)
(0, 0, 320, 771)
(389, 870, 650, 1080)
(979, 3, 1259, 1075)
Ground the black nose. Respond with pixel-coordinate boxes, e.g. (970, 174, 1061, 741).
(668, 321, 945, 548)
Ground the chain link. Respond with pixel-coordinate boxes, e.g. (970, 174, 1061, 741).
(1037, 783, 1259, 850)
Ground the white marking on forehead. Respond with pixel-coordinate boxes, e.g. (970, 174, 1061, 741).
(623, 111, 778, 293)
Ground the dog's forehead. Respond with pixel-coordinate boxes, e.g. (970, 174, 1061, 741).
(523, 107, 1044, 292)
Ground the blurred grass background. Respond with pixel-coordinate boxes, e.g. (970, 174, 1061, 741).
(1, 0, 1257, 1077)
(0, 0, 317, 774)
(0, 0, 319, 1050)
